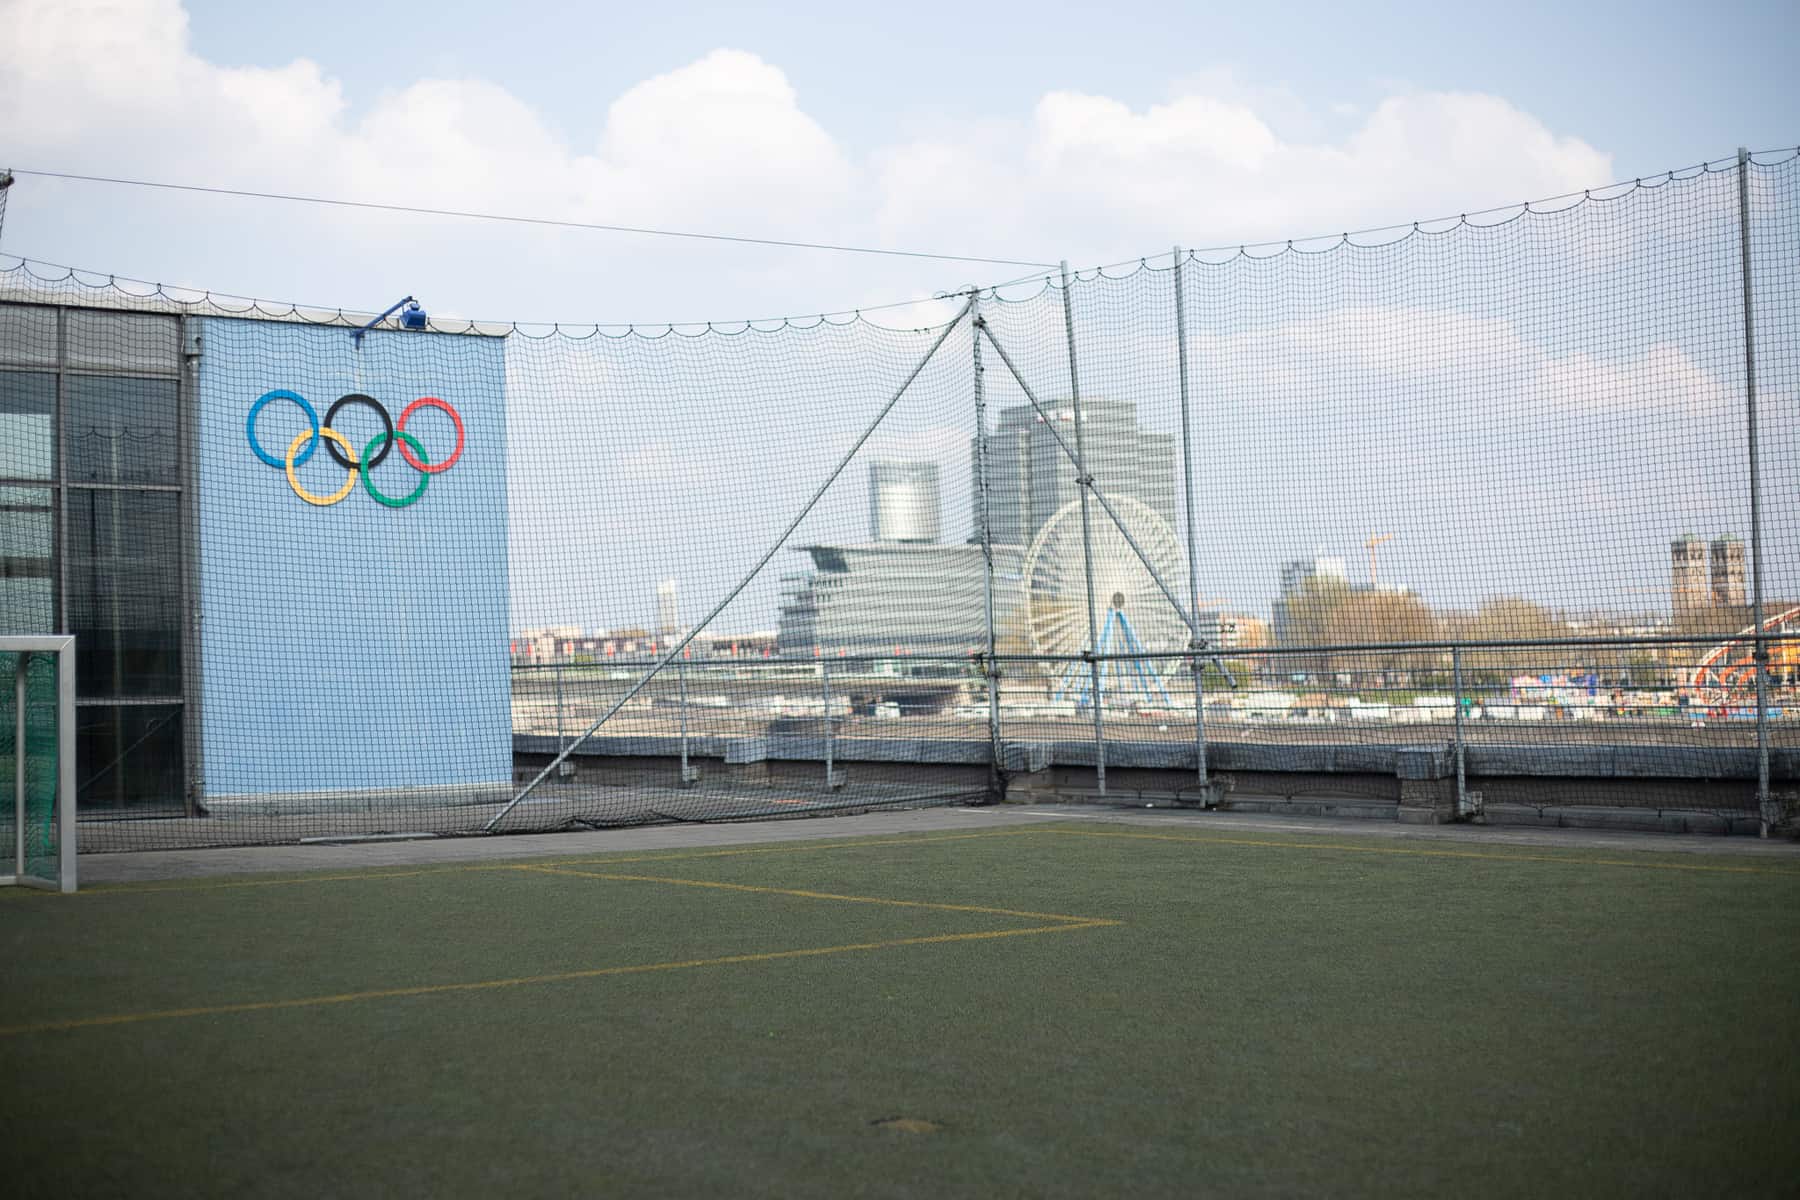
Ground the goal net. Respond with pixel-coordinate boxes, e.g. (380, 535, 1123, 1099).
(2, 638, 75, 892)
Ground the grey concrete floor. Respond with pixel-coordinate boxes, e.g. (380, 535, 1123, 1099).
(72, 803, 1800, 886)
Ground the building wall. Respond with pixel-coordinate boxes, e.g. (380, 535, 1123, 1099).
(1710, 537, 1746, 608)
(195, 318, 509, 798)
(1671, 535, 1709, 614)
(869, 461, 942, 543)
(777, 543, 1022, 658)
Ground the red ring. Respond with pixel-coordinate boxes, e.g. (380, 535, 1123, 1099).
(395, 397, 464, 474)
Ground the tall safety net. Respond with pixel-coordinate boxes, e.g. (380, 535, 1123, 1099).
(0, 151, 1795, 851)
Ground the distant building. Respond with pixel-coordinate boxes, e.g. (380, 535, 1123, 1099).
(978, 398, 1177, 549)
(656, 578, 680, 638)
(1194, 609, 1267, 651)
(1273, 556, 1350, 645)
(514, 625, 585, 662)
(775, 543, 1022, 660)
(869, 461, 941, 543)
(1710, 535, 1746, 608)
(1671, 534, 1710, 615)
(1226, 614, 1272, 650)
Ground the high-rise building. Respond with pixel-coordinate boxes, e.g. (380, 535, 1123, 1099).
(1710, 535, 1746, 608)
(1272, 556, 1350, 645)
(1671, 534, 1709, 614)
(869, 461, 941, 543)
(656, 578, 680, 638)
(976, 398, 1177, 548)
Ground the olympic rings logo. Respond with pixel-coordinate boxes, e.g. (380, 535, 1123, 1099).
(246, 390, 466, 508)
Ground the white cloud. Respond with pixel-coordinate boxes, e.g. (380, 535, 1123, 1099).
(876, 89, 1612, 262)
(0, 0, 1622, 320)
(1, 3, 850, 236)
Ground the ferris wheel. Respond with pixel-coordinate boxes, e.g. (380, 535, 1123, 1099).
(1021, 496, 1189, 708)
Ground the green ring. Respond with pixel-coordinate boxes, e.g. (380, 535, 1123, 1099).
(360, 431, 430, 507)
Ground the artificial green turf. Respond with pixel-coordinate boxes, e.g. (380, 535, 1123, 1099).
(2, 821, 1797, 1197)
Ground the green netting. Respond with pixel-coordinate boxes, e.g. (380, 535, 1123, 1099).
(1, 651, 61, 882)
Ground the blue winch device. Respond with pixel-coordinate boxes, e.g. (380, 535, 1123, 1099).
(352, 296, 427, 348)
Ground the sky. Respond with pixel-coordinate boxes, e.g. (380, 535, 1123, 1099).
(2, 0, 1794, 326)
(1, 0, 1797, 636)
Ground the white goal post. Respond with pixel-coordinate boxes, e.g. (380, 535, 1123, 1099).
(2, 637, 76, 893)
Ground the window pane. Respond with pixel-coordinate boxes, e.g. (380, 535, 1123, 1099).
(66, 311, 179, 373)
(77, 703, 184, 811)
(0, 486, 55, 633)
(0, 370, 56, 479)
(67, 489, 182, 697)
(0, 305, 58, 367)
(66, 376, 179, 484)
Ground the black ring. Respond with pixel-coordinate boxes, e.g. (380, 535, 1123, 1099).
(322, 394, 394, 470)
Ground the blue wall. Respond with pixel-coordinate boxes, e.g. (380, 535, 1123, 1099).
(196, 318, 509, 797)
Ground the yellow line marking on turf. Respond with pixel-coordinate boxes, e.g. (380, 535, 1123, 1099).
(547, 829, 1043, 869)
(72, 830, 1040, 897)
(515, 863, 1115, 925)
(1033, 828, 1800, 876)
(0, 921, 1115, 1038)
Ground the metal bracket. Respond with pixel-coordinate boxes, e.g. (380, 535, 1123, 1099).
(351, 296, 421, 349)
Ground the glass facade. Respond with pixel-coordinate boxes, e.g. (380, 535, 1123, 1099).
(0, 304, 188, 812)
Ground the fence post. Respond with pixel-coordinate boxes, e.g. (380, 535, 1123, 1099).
(972, 291, 1004, 800)
(1173, 246, 1222, 807)
(1735, 147, 1772, 834)
(678, 658, 698, 787)
(822, 656, 841, 790)
(1059, 261, 1107, 795)
(554, 662, 565, 760)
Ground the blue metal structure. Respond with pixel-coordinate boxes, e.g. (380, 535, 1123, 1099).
(1054, 603, 1174, 709)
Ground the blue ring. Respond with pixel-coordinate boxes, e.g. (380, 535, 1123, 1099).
(247, 390, 321, 468)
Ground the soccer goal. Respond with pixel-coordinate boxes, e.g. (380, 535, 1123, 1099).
(2, 637, 76, 893)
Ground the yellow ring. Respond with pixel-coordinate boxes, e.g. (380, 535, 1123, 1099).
(284, 427, 359, 506)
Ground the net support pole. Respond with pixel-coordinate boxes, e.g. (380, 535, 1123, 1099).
(1453, 645, 1468, 818)
(1173, 246, 1218, 804)
(1060, 261, 1107, 795)
(485, 296, 973, 830)
(13, 652, 25, 879)
(554, 662, 565, 760)
(972, 291, 1004, 800)
(1736, 147, 1772, 835)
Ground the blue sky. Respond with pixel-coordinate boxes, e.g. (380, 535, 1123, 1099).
(178, 0, 1797, 178)
(3, 0, 1794, 324)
